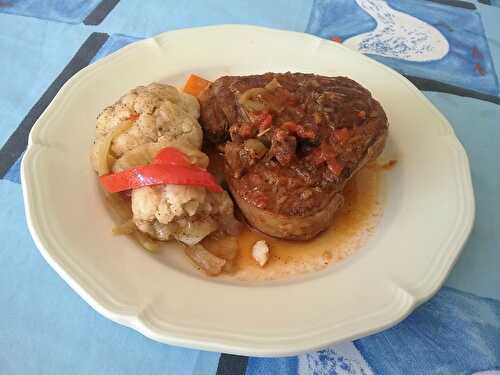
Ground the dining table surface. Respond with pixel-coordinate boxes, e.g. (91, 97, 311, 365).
(1, 0, 500, 374)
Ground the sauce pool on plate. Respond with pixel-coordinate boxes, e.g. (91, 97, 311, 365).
(222, 163, 385, 281)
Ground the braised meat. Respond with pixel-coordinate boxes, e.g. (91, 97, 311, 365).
(199, 73, 388, 240)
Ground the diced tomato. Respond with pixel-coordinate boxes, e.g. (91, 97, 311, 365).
(333, 127, 351, 143)
(258, 112, 273, 131)
(274, 128, 290, 142)
(238, 123, 254, 138)
(310, 143, 344, 174)
(331, 36, 342, 43)
(310, 147, 327, 166)
(296, 126, 316, 139)
(327, 158, 344, 176)
(281, 121, 298, 132)
(282, 121, 316, 139)
(251, 192, 269, 209)
(247, 173, 263, 186)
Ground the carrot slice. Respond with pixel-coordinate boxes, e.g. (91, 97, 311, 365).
(183, 74, 211, 97)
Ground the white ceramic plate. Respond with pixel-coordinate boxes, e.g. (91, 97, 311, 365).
(21, 25, 474, 356)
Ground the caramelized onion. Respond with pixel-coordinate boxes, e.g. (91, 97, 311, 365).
(239, 87, 267, 111)
(244, 138, 268, 159)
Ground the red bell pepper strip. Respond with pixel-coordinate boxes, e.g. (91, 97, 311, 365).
(100, 147, 223, 193)
(100, 164, 223, 193)
(152, 147, 192, 167)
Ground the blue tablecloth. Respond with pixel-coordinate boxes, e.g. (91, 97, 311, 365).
(1, 1, 500, 374)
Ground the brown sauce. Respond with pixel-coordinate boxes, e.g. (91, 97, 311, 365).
(205, 144, 388, 281)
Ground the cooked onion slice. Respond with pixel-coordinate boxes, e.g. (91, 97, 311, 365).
(184, 244, 226, 275)
(96, 120, 134, 176)
(104, 190, 159, 252)
(201, 234, 238, 261)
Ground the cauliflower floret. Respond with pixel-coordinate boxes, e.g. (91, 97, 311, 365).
(130, 184, 236, 245)
(93, 81, 238, 249)
(210, 190, 235, 218)
(133, 90, 160, 115)
(155, 101, 202, 148)
(179, 92, 200, 119)
(144, 83, 181, 103)
(111, 114, 159, 156)
(135, 114, 157, 140)
(91, 83, 202, 171)
(156, 185, 207, 224)
(119, 91, 138, 110)
(131, 186, 162, 221)
(96, 103, 133, 138)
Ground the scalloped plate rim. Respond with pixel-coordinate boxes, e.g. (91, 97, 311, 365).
(20, 25, 475, 357)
